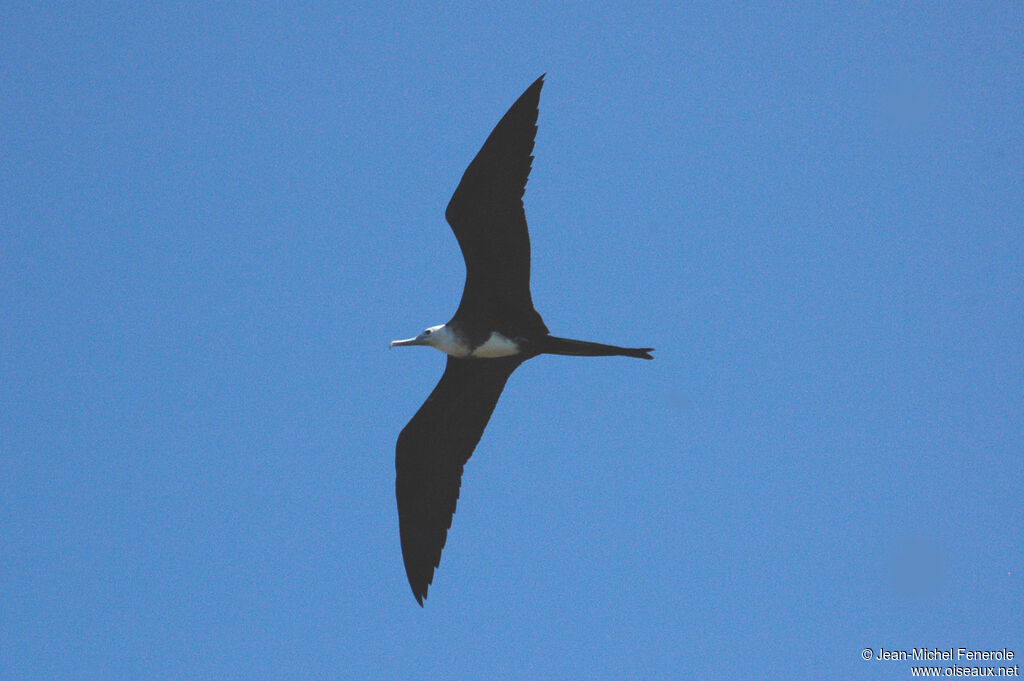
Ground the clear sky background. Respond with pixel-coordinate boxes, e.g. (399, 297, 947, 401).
(3, 2, 1022, 680)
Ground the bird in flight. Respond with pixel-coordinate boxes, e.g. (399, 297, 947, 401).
(391, 75, 653, 605)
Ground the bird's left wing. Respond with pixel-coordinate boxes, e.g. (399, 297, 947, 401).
(396, 356, 524, 605)
(445, 75, 547, 333)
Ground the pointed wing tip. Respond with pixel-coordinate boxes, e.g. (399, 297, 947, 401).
(513, 75, 543, 105)
(410, 578, 428, 606)
(401, 541, 436, 607)
(527, 73, 545, 97)
(401, 546, 434, 607)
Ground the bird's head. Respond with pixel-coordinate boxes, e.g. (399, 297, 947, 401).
(390, 324, 449, 352)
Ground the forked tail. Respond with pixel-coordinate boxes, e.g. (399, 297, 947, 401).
(541, 335, 654, 360)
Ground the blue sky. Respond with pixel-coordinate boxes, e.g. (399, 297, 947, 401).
(2, 2, 1021, 679)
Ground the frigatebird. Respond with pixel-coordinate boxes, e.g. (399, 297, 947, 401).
(390, 75, 653, 605)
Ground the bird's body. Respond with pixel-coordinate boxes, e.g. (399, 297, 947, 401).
(391, 75, 653, 605)
(394, 323, 523, 358)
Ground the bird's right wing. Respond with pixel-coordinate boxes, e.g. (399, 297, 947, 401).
(445, 75, 547, 333)
(395, 356, 524, 605)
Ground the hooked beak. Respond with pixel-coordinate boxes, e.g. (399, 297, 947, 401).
(389, 336, 423, 348)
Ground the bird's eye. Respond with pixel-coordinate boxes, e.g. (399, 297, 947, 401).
(424, 329, 432, 335)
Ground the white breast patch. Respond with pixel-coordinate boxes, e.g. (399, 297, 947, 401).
(471, 332, 522, 358)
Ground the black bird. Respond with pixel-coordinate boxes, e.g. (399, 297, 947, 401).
(390, 75, 653, 605)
